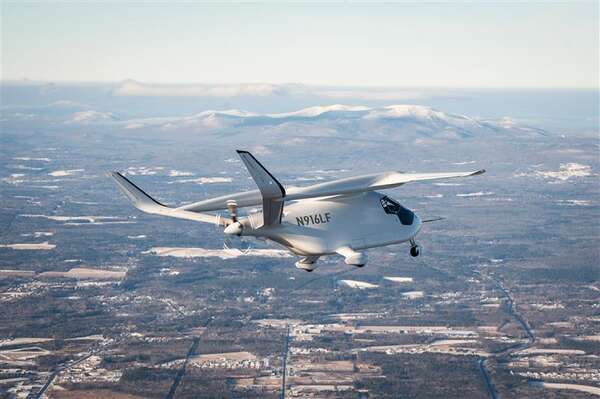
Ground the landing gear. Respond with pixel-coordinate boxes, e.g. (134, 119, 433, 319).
(409, 239, 421, 257)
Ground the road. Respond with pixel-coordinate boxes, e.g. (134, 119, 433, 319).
(165, 337, 200, 399)
(280, 324, 291, 399)
(478, 358, 498, 399)
(477, 273, 536, 399)
(30, 353, 92, 399)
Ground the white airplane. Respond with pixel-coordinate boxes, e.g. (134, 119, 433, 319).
(111, 151, 484, 271)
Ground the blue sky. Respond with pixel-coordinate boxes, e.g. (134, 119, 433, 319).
(2, 2, 598, 88)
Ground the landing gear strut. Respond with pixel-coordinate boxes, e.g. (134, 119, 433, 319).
(409, 239, 421, 257)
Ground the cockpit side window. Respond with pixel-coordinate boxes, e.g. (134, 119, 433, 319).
(380, 196, 401, 214)
(380, 196, 414, 225)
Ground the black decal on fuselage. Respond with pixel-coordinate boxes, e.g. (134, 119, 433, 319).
(296, 213, 333, 226)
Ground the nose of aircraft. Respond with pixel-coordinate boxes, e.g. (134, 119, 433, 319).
(412, 212, 422, 235)
(398, 207, 422, 236)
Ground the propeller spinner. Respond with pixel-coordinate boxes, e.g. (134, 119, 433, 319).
(222, 200, 251, 253)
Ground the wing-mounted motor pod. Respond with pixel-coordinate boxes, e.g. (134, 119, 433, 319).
(295, 255, 320, 272)
(236, 150, 286, 228)
(336, 246, 367, 267)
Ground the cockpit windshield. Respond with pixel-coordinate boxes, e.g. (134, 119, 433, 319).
(380, 196, 414, 225)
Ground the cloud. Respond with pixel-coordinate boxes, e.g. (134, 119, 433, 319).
(313, 89, 431, 101)
(112, 80, 285, 97)
(110, 80, 441, 101)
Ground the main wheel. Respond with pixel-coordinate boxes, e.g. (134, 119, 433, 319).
(410, 244, 421, 257)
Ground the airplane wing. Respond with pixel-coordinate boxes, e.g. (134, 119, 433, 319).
(110, 172, 230, 225)
(177, 156, 484, 212)
(284, 169, 486, 201)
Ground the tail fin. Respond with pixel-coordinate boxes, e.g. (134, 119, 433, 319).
(236, 150, 285, 227)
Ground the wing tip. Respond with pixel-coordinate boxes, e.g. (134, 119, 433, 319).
(472, 169, 486, 176)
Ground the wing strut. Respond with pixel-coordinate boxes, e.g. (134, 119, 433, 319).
(236, 150, 285, 227)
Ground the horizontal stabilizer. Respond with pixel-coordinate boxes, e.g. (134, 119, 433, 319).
(110, 172, 228, 225)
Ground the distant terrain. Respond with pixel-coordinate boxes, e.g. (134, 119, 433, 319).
(0, 83, 598, 398)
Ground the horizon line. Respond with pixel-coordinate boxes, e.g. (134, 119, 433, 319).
(0, 79, 598, 91)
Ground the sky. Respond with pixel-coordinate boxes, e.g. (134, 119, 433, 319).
(1, 1, 598, 88)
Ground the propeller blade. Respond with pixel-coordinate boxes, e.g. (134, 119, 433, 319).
(223, 236, 252, 254)
(226, 200, 238, 223)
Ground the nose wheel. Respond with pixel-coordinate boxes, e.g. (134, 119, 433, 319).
(409, 239, 421, 257)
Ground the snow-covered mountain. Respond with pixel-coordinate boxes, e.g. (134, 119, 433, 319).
(122, 104, 547, 140)
(2, 102, 548, 141)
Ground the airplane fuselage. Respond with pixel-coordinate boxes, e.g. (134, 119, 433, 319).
(242, 191, 422, 256)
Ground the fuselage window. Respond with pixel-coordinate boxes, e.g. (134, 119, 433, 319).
(380, 196, 414, 225)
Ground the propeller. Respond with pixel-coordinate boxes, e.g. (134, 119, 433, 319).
(221, 200, 252, 254)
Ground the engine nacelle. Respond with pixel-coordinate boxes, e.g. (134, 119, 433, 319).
(224, 221, 243, 236)
(345, 252, 367, 267)
(336, 246, 367, 267)
(295, 258, 318, 272)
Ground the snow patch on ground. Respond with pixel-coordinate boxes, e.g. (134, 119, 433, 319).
(0, 242, 56, 250)
(535, 163, 592, 182)
(68, 110, 115, 123)
(337, 280, 379, 289)
(143, 247, 292, 259)
(384, 277, 414, 283)
(39, 268, 126, 280)
(402, 291, 424, 299)
(169, 177, 233, 184)
(69, 200, 100, 205)
(451, 161, 476, 165)
(20, 232, 54, 238)
(557, 199, 592, 206)
(64, 221, 135, 226)
(48, 169, 84, 177)
(433, 182, 463, 187)
(169, 170, 194, 177)
(531, 303, 565, 310)
(20, 214, 130, 225)
(125, 166, 164, 176)
(12, 164, 44, 171)
(13, 157, 51, 162)
(32, 185, 60, 190)
(2, 174, 27, 185)
(530, 381, 600, 396)
(456, 191, 494, 197)
(517, 348, 585, 355)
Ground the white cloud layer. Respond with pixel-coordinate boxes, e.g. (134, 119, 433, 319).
(112, 80, 284, 97)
